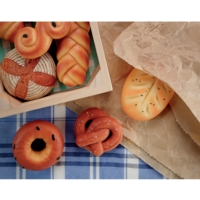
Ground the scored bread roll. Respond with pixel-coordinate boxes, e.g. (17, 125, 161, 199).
(121, 68, 174, 121)
(0, 48, 56, 100)
(56, 22, 90, 87)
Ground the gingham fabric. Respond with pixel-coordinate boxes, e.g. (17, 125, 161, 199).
(0, 105, 164, 179)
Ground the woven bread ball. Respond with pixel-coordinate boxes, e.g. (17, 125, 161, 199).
(0, 48, 56, 100)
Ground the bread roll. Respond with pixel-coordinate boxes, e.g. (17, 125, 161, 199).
(0, 22, 24, 42)
(121, 68, 174, 121)
(14, 22, 71, 59)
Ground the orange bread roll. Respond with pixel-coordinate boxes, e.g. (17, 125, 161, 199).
(0, 22, 24, 42)
(121, 68, 174, 121)
(14, 22, 71, 59)
(56, 22, 90, 87)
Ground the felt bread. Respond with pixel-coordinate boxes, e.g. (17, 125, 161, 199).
(56, 22, 90, 87)
(0, 22, 25, 42)
(14, 22, 71, 59)
(121, 68, 174, 121)
(0, 48, 56, 100)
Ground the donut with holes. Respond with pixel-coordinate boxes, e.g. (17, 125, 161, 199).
(12, 120, 64, 171)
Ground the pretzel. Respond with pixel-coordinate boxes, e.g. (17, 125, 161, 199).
(14, 22, 71, 59)
(0, 22, 24, 42)
(56, 22, 90, 87)
(74, 108, 123, 156)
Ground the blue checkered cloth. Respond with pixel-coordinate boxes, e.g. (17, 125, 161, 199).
(0, 105, 164, 179)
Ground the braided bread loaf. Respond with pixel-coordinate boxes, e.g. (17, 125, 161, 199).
(56, 22, 90, 87)
(0, 22, 24, 42)
(14, 22, 71, 59)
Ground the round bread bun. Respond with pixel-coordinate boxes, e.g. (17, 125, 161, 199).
(12, 120, 64, 171)
(121, 68, 174, 121)
(0, 48, 56, 100)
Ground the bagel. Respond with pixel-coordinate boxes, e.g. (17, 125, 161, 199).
(12, 120, 64, 171)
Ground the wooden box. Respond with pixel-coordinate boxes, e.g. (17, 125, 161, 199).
(0, 22, 112, 118)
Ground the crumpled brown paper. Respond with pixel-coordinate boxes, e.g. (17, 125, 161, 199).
(114, 22, 200, 123)
(113, 22, 200, 146)
(65, 22, 200, 179)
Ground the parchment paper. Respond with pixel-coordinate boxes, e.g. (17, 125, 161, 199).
(65, 22, 200, 179)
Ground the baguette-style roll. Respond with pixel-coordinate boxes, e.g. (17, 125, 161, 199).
(121, 68, 174, 121)
(0, 22, 24, 42)
(14, 22, 71, 59)
(56, 22, 90, 87)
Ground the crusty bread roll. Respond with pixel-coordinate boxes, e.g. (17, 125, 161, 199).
(0, 48, 56, 100)
(121, 68, 174, 121)
(14, 22, 71, 59)
(0, 22, 24, 42)
(56, 22, 90, 87)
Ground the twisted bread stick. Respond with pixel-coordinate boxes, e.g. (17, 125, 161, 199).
(0, 22, 24, 42)
(14, 22, 71, 59)
(56, 22, 90, 87)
